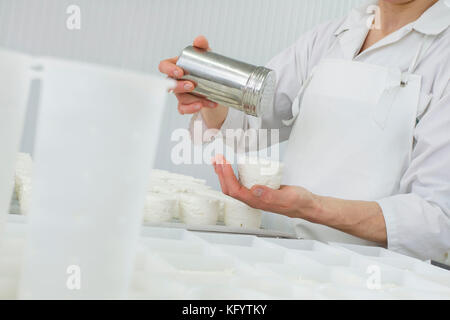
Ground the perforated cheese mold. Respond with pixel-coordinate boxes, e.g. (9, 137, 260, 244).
(2, 222, 450, 300)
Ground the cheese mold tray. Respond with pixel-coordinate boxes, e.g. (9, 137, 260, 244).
(2, 220, 450, 300)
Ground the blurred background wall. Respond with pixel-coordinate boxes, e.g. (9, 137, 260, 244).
(0, 0, 365, 190)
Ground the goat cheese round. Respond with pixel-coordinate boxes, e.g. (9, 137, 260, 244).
(143, 193, 178, 224)
(178, 193, 220, 226)
(14, 153, 33, 215)
(223, 198, 262, 229)
(193, 189, 227, 222)
(148, 177, 210, 194)
(237, 157, 283, 190)
(150, 169, 207, 185)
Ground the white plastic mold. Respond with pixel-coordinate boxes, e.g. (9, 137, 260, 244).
(264, 238, 338, 253)
(155, 252, 240, 274)
(317, 283, 398, 300)
(216, 245, 287, 265)
(229, 274, 299, 299)
(141, 226, 202, 241)
(329, 242, 419, 261)
(188, 284, 275, 300)
(130, 272, 190, 300)
(254, 262, 331, 286)
(139, 237, 207, 256)
(286, 250, 355, 267)
(193, 232, 269, 248)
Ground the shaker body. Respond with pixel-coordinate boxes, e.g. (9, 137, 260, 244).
(176, 46, 275, 117)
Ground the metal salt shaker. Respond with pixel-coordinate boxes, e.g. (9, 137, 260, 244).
(176, 46, 276, 117)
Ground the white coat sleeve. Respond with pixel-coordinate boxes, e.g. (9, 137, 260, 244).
(378, 81, 450, 262)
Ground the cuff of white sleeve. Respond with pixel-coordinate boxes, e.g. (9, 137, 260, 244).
(377, 198, 400, 252)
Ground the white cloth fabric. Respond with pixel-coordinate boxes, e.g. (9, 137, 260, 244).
(190, 0, 450, 261)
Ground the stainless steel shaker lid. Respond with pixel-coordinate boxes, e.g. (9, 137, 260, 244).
(257, 69, 276, 117)
(242, 67, 276, 117)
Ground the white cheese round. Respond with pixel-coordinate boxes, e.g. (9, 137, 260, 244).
(192, 189, 227, 222)
(16, 177, 32, 215)
(14, 153, 33, 215)
(237, 156, 283, 190)
(178, 193, 220, 226)
(148, 177, 210, 194)
(223, 198, 262, 229)
(150, 169, 206, 185)
(143, 193, 178, 224)
(165, 179, 211, 193)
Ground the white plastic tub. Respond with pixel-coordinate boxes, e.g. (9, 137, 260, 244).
(0, 277, 19, 300)
(19, 58, 173, 299)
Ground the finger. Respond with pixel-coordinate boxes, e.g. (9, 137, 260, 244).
(212, 154, 230, 194)
(158, 57, 184, 78)
(213, 154, 225, 165)
(176, 93, 205, 105)
(215, 164, 230, 195)
(221, 161, 247, 199)
(202, 99, 218, 108)
(215, 162, 268, 209)
(171, 80, 195, 94)
(176, 95, 217, 109)
(178, 102, 202, 115)
(214, 155, 262, 208)
(193, 35, 210, 50)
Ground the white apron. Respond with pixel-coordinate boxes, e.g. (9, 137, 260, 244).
(282, 34, 436, 245)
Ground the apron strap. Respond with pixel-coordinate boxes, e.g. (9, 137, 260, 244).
(401, 34, 436, 86)
(373, 34, 436, 128)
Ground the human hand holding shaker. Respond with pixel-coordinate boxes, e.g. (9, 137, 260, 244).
(159, 36, 276, 127)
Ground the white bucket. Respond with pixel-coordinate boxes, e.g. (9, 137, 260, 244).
(19, 57, 173, 299)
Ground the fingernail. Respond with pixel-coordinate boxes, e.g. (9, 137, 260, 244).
(173, 70, 181, 78)
(207, 101, 216, 108)
(184, 83, 193, 90)
(253, 188, 264, 197)
(194, 104, 202, 110)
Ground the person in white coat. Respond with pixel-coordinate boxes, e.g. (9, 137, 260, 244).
(159, 0, 450, 262)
